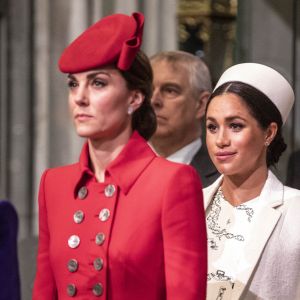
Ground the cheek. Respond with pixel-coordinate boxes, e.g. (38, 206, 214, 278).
(205, 133, 213, 148)
(68, 96, 75, 111)
(169, 101, 191, 123)
(205, 133, 216, 157)
(234, 133, 263, 155)
(94, 99, 127, 122)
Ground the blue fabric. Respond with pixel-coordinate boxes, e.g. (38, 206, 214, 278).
(0, 200, 21, 300)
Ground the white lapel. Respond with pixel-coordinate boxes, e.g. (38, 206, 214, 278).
(232, 171, 284, 299)
(203, 175, 223, 210)
(204, 171, 284, 299)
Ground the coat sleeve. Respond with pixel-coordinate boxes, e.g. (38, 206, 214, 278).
(32, 170, 57, 299)
(162, 165, 207, 300)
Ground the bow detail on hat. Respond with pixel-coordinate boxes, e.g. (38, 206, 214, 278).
(117, 12, 144, 71)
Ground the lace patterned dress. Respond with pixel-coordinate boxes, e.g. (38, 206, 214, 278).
(206, 187, 264, 297)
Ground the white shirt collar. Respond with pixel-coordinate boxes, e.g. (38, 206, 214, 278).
(167, 138, 202, 164)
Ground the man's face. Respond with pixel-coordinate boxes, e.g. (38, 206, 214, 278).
(151, 60, 200, 141)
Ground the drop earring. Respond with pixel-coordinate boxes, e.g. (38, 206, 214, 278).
(127, 106, 133, 115)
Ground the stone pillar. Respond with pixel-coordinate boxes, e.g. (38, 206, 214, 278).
(144, 0, 178, 56)
(8, 0, 33, 239)
(236, 0, 296, 180)
(115, 0, 138, 15)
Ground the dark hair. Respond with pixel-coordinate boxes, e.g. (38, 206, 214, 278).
(206, 81, 286, 167)
(120, 50, 157, 140)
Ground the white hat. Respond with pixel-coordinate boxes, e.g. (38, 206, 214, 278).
(214, 63, 295, 124)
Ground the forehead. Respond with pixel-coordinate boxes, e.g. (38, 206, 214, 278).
(151, 60, 189, 83)
(207, 93, 251, 117)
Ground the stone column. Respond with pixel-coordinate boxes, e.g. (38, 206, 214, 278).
(236, 0, 296, 180)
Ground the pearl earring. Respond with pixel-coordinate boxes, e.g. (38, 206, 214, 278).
(127, 106, 134, 115)
(265, 141, 270, 146)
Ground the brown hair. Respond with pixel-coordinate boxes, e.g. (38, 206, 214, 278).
(120, 50, 157, 140)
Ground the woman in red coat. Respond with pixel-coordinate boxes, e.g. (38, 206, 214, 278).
(33, 12, 207, 300)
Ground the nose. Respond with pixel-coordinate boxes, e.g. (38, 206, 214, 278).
(72, 85, 89, 106)
(216, 128, 230, 148)
(151, 87, 163, 109)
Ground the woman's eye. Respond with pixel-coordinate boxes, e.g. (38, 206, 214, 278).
(207, 123, 217, 133)
(67, 80, 78, 89)
(230, 123, 244, 131)
(92, 79, 106, 87)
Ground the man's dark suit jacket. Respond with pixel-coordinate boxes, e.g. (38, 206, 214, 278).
(190, 144, 220, 188)
(286, 149, 300, 189)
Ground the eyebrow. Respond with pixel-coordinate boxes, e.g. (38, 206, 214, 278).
(206, 115, 247, 122)
(67, 71, 111, 81)
(161, 82, 181, 88)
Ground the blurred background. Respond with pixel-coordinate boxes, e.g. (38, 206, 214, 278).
(1, 0, 300, 299)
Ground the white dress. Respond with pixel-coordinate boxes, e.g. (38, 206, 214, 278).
(206, 187, 265, 298)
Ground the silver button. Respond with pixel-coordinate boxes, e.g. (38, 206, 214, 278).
(67, 259, 78, 273)
(92, 283, 103, 296)
(93, 258, 104, 271)
(104, 184, 116, 197)
(99, 208, 110, 222)
(67, 283, 77, 297)
(95, 233, 105, 245)
(78, 186, 88, 199)
(68, 235, 80, 249)
(73, 210, 84, 224)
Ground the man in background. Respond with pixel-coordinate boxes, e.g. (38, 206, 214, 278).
(150, 51, 219, 187)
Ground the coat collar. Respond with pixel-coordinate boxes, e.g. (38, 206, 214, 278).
(204, 170, 284, 298)
(74, 131, 156, 197)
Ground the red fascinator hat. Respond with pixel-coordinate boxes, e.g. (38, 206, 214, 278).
(58, 12, 144, 73)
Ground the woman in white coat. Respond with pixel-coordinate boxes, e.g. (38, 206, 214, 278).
(204, 63, 300, 300)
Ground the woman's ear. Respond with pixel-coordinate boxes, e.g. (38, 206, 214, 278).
(128, 90, 144, 113)
(265, 122, 278, 146)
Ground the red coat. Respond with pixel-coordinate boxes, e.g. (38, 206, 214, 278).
(33, 132, 207, 300)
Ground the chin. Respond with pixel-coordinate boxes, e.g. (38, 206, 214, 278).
(75, 129, 94, 138)
(214, 165, 235, 176)
(153, 129, 172, 139)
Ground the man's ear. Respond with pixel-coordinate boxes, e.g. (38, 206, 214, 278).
(195, 91, 210, 120)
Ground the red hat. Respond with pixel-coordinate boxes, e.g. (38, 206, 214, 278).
(58, 12, 144, 73)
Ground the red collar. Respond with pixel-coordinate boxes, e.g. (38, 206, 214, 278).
(74, 131, 156, 197)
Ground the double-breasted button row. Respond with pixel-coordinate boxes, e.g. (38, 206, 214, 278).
(66, 283, 103, 297)
(78, 184, 116, 200)
(67, 184, 115, 297)
(68, 210, 109, 249)
(67, 257, 103, 273)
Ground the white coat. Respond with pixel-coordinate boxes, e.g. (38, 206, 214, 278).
(204, 171, 300, 300)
